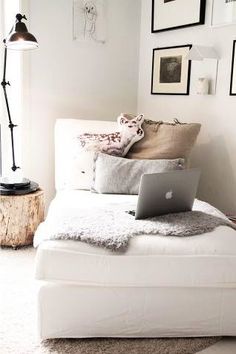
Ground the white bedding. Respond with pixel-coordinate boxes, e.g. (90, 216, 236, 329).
(37, 118, 236, 339)
(35, 190, 236, 288)
(39, 284, 236, 338)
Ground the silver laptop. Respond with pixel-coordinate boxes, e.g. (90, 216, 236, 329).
(134, 169, 201, 220)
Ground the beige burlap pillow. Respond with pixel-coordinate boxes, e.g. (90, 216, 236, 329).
(125, 116, 201, 160)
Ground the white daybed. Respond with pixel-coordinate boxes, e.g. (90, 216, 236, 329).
(34, 119, 236, 339)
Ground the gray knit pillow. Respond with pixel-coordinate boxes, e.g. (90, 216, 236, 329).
(92, 153, 185, 194)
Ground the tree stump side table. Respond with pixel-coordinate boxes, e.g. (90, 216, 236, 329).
(0, 190, 44, 248)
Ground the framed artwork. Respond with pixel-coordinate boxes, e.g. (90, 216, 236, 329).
(151, 45, 192, 95)
(73, 0, 106, 43)
(211, 0, 236, 27)
(151, 0, 206, 33)
(230, 40, 236, 95)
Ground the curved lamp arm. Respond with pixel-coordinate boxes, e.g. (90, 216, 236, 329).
(1, 45, 19, 172)
(1, 13, 38, 174)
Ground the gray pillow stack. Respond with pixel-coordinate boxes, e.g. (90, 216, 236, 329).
(92, 153, 185, 195)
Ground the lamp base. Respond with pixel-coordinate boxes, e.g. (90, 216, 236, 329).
(0, 177, 31, 189)
(0, 178, 39, 195)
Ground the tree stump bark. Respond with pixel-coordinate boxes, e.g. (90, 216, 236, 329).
(0, 190, 44, 248)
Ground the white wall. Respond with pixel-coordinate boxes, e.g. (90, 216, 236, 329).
(138, 0, 236, 214)
(22, 0, 236, 214)
(23, 0, 141, 207)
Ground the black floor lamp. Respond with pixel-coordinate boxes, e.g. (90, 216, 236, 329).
(0, 14, 39, 195)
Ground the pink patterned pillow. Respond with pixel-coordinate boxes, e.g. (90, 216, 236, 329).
(78, 114, 144, 157)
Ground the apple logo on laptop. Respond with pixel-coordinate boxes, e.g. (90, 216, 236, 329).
(165, 190, 173, 200)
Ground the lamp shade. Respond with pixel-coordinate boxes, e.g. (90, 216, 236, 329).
(5, 14, 38, 51)
(185, 46, 219, 61)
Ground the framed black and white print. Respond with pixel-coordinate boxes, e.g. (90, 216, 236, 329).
(230, 40, 236, 95)
(151, 0, 206, 33)
(151, 45, 192, 95)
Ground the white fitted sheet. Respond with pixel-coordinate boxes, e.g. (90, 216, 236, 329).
(38, 284, 236, 339)
(35, 191, 236, 287)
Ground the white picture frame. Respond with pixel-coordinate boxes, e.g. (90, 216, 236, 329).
(73, 0, 106, 43)
(211, 0, 236, 27)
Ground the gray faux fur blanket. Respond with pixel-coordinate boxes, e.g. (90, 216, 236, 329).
(34, 199, 236, 251)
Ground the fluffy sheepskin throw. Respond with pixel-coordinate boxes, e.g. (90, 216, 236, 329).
(34, 200, 236, 252)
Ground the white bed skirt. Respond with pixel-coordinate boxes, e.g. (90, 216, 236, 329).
(38, 283, 236, 339)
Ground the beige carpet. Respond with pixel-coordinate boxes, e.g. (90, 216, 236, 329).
(0, 247, 220, 354)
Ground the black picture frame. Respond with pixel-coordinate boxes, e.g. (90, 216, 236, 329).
(151, 0, 206, 33)
(230, 40, 236, 96)
(151, 44, 192, 96)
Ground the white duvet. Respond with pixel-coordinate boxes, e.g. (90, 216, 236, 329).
(34, 190, 236, 251)
(34, 190, 236, 288)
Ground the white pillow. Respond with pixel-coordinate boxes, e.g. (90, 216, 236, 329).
(55, 119, 117, 190)
(65, 151, 95, 190)
(55, 115, 145, 191)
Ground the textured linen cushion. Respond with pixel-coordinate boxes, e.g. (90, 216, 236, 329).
(92, 153, 185, 194)
(125, 116, 201, 160)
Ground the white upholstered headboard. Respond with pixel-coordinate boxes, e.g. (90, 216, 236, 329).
(55, 119, 117, 190)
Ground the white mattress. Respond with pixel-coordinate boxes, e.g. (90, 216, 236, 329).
(35, 191, 236, 288)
